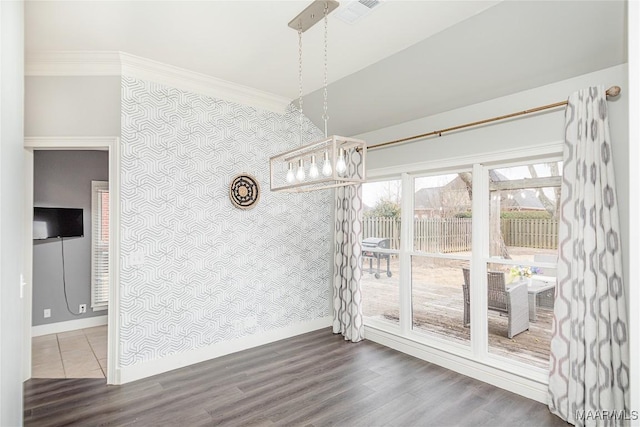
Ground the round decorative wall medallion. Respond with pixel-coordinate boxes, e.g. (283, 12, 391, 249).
(229, 174, 260, 210)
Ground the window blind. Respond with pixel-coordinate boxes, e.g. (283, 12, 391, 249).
(91, 181, 109, 310)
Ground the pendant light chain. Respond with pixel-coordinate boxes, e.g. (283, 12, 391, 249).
(322, 2, 329, 138)
(298, 26, 304, 145)
(270, 0, 367, 192)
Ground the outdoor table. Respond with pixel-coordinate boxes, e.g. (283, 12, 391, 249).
(527, 280, 555, 322)
(511, 276, 556, 322)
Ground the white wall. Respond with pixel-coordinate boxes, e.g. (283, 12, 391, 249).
(23, 72, 334, 382)
(357, 64, 629, 289)
(25, 76, 120, 137)
(118, 77, 332, 375)
(0, 1, 25, 425)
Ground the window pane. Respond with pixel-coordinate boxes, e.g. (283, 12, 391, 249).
(486, 162, 559, 368)
(489, 162, 561, 260)
(101, 192, 110, 242)
(414, 173, 472, 254)
(92, 182, 109, 308)
(361, 253, 400, 325)
(484, 261, 554, 369)
(487, 163, 559, 307)
(411, 256, 470, 345)
(363, 180, 401, 249)
(362, 180, 401, 324)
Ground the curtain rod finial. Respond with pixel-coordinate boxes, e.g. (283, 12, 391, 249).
(606, 86, 621, 97)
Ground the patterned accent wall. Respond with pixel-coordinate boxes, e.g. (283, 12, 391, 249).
(120, 76, 331, 366)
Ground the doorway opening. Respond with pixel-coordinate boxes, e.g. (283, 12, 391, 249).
(24, 138, 120, 385)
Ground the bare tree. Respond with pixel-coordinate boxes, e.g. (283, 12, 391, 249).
(439, 184, 471, 217)
(457, 173, 511, 259)
(549, 162, 561, 218)
(490, 192, 511, 259)
(381, 180, 402, 205)
(527, 164, 558, 216)
(458, 172, 473, 199)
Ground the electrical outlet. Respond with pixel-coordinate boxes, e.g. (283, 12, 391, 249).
(79, 304, 87, 314)
(44, 309, 51, 318)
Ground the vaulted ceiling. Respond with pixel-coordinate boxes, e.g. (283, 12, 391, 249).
(25, 0, 627, 136)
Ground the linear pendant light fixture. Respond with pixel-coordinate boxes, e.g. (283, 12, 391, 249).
(269, 0, 366, 193)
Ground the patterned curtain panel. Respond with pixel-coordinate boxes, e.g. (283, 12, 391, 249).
(548, 86, 630, 425)
(333, 150, 365, 342)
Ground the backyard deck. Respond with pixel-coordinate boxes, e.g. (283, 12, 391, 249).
(361, 247, 555, 369)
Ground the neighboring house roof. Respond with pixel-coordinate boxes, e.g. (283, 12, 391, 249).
(489, 170, 545, 210)
(415, 177, 471, 212)
(414, 173, 545, 212)
(501, 189, 545, 210)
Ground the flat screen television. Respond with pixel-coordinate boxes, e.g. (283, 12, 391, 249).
(33, 207, 84, 240)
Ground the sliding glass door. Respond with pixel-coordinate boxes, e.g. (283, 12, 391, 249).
(361, 153, 562, 379)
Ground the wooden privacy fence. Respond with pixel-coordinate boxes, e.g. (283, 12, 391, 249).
(501, 218, 558, 249)
(362, 217, 558, 252)
(414, 218, 472, 253)
(362, 217, 472, 252)
(362, 217, 401, 249)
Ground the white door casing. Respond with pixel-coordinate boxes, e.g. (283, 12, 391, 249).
(23, 136, 121, 385)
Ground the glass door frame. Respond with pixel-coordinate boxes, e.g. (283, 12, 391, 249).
(362, 147, 563, 384)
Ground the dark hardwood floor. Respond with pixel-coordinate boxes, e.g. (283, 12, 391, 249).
(24, 329, 567, 426)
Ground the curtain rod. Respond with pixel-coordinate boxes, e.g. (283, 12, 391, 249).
(367, 85, 622, 151)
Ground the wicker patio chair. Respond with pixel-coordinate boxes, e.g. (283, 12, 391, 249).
(462, 267, 530, 338)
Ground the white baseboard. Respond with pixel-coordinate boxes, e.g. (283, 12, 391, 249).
(119, 316, 332, 384)
(32, 315, 108, 337)
(365, 326, 549, 404)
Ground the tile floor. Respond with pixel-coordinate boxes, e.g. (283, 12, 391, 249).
(32, 325, 107, 379)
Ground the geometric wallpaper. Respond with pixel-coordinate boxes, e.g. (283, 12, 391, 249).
(120, 76, 331, 366)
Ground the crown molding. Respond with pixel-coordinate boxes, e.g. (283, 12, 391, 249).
(25, 51, 291, 114)
(25, 51, 122, 76)
(118, 52, 291, 113)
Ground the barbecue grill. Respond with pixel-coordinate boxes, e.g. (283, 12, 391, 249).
(362, 237, 392, 279)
